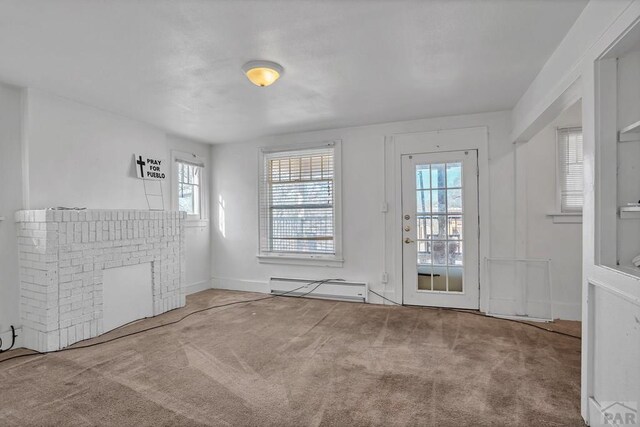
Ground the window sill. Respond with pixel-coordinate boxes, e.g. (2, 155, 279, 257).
(257, 254, 344, 267)
(184, 219, 208, 227)
(546, 212, 582, 224)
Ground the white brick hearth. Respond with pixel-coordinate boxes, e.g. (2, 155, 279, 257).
(15, 209, 186, 352)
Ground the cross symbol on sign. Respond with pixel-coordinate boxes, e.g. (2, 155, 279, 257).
(136, 155, 146, 177)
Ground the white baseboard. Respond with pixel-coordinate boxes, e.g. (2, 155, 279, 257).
(211, 277, 270, 294)
(209, 281, 581, 319)
(486, 298, 581, 321)
(367, 288, 401, 305)
(488, 314, 551, 323)
(185, 279, 212, 295)
(0, 326, 23, 351)
(552, 302, 581, 321)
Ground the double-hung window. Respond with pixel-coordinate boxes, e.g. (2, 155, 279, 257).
(258, 141, 342, 265)
(177, 161, 201, 216)
(557, 127, 584, 213)
(172, 151, 207, 225)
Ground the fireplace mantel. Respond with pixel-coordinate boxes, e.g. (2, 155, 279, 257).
(15, 209, 186, 351)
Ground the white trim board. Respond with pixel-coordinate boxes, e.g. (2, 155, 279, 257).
(387, 126, 490, 311)
(256, 139, 343, 266)
(211, 277, 270, 294)
(368, 287, 401, 305)
(171, 149, 209, 224)
(185, 279, 212, 295)
(546, 212, 583, 224)
(512, 77, 582, 143)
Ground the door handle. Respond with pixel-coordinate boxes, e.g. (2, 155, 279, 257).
(404, 238, 415, 244)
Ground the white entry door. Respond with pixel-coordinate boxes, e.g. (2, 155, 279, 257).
(401, 150, 479, 309)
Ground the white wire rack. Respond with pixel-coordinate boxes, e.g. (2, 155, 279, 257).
(485, 257, 554, 322)
(142, 177, 164, 211)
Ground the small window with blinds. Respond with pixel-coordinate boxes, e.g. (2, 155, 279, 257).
(557, 127, 584, 213)
(259, 142, 341, 260)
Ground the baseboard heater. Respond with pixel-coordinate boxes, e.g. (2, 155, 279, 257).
(269, 277, 368, 303)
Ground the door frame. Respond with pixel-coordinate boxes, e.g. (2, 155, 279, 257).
(388, 127, 490, 311)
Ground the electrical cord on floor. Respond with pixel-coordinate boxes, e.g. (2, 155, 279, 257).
(368, 289, 402, 306)
(0, 278, 344, 365)
(0, 325, 17, 353)
(368, 289, 581, 340)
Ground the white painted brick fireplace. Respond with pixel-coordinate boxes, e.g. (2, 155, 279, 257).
(15, 209, 186, 352)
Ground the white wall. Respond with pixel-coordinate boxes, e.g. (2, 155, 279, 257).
(524, 101, 583, 320)
(0, 83, 23, 348)
(617, 49, 640, 131)
(211, 111, 521, 309)
(23, 90, 212, 294)
(27, 89, 169, 210)
(166, 134, 212, 293)
(510, 1, 640, 423)
(0, 87, 212, 349)
(510, 0, 633, 142)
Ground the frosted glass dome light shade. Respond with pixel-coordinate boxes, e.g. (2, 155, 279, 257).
(242, 60, 284, 87)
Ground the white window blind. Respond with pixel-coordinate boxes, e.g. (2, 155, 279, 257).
(260, 145, 335, 255)
(558, 127, 584, 212)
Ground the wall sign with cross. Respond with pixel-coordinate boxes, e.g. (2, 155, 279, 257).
(134, 154, 166, 180)
(134, 154, 166, 211)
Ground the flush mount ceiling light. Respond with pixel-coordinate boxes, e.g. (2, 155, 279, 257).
(242, 60, 284, 87)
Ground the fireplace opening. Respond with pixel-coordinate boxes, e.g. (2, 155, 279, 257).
(103, 263, 153, 332)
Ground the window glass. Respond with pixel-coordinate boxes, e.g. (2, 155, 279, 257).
(177, 162, 201, 216)
(260, 147, 335, 255)
(558, 128, 584, 212)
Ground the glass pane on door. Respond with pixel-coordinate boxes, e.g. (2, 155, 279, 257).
(415, 161, 464, 293)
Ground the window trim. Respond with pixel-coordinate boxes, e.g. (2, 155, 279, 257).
(257, 140, 343, 266)
(548, 126, 583, 223)
(171, 150, 208, 227)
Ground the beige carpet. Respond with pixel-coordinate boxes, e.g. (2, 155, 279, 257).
(0, 290, 583, 426)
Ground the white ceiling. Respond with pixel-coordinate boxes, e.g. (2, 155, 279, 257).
(0, 0, 587, 143)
